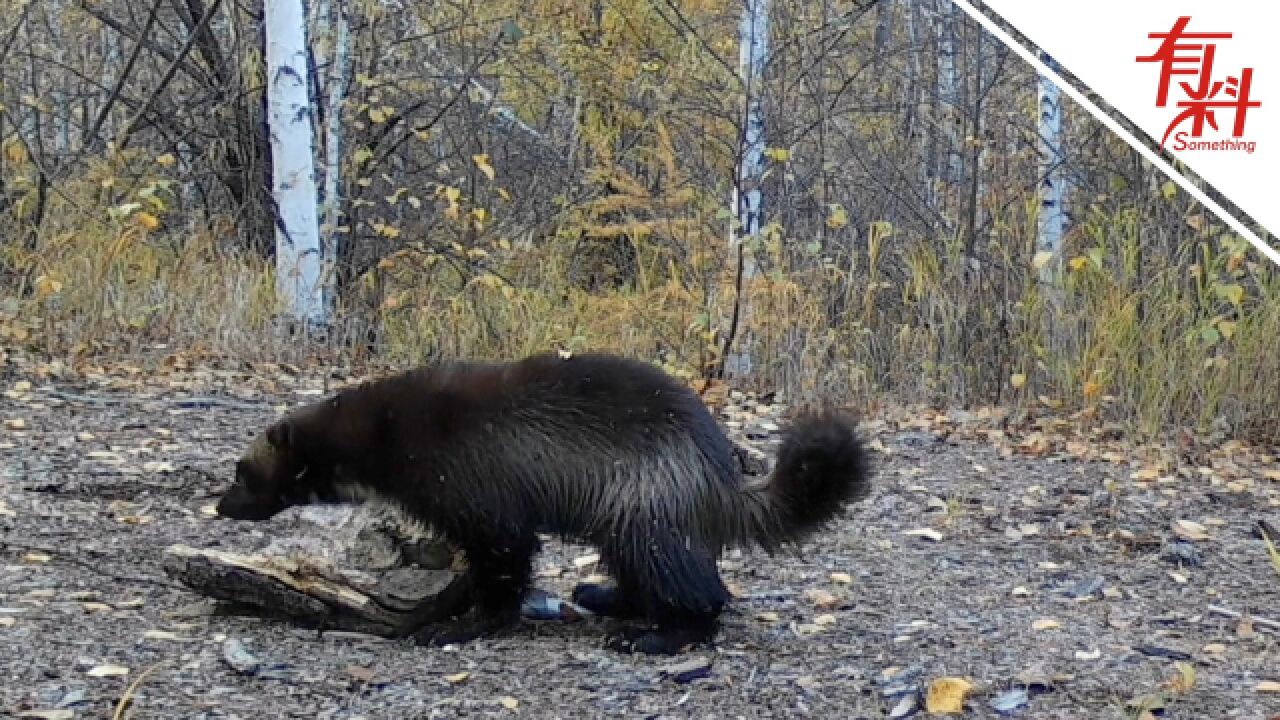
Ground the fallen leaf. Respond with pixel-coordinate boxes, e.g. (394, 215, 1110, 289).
(1171, 519, 1210, 542)
(1168, 571, 1188, 584)
(87, 663, 130, 677)
(755, 612, 780, 623)
(4, 418, 26, 429)
(0, 617, 14, 627)
(346, 665, 378, 683)
(1201, 643, 1226, 654)
(497, 696, 519, 710)
(16, 711, 75, 720)
(1075, 648, 1101, 660)
(1257, 680, 1280, 693)
(805, 588, 840, 610)
(1032, 618, 1062, 631)
(445, 672, 470, 684)
(143, 630, 184, 641)
(925, 677, 974, 713)
(830, 572, 853, 585)
(0, 500, 14, 517)
(1162, 661, 1196, 694)
(81, 602, 112, 613)
(1237, 616, 1256, 639)
(903, 528, 943, 542)
(813, 613, 838, 627)
(22, 552, 51, 564)
(117, 515, 153, 525)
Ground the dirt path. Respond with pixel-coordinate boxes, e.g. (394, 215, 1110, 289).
(2, 372, 1278, 719)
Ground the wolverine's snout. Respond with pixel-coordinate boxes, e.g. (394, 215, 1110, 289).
(215, 483, 288, 521)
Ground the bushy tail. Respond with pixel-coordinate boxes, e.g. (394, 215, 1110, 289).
(739, 411, 872, 549)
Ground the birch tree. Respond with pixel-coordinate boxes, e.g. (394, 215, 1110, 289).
(264, 0, 326, 324)
(1035, 51, 1065, 282)
(1035, 51, 1067, 355)
(723, 0, 770, 378)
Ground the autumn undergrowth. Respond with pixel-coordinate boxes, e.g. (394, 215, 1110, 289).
(4, 209, 1280, 445)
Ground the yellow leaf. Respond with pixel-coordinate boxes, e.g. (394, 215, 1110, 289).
(826, 204, 848, 230)
(472, 153, 496, 181)
(763, 147, 791, 162)
(413, 128, 431, 141)
(1031, 250, 1056, 271)
(1161, 180, 1178, 200)
(3, 137, 27, 165)
(1082, 380, 1102, 400)
(1162, 661, 1196, 694)
(135, 212, 160, 231)
(445, 672, 470, 684)
(441, 186, 461, 204)
(368, 107, 387, 123)
(498, 697, 519, 710)
(1010, 373, 1027, 390)
(497, 188, 512, 202)
(34, 275, 63, 298)
(155, 153, 176, 167)
(1217, 320, 1237, 340)
(353, 147, 374, 165)
(925, 677, 973, 714)
(1217, 283, 1244, 307)
(1068, 256, 1089, 272)
(1255, 680, 1280, 693)
(1032, 618, 1061, 630)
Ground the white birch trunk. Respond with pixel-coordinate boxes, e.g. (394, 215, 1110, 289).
(935, 0, 963, 185)
(731, 0, 769, 263)
(318, 0, 351, 311)
(264, 0, 326, 323)
(1036, 52, 1065, 282)
(47, 0, 72, 154)
(724, 0, 770, 378)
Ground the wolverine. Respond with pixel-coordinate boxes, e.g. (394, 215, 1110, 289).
(217, 352, 872, 654)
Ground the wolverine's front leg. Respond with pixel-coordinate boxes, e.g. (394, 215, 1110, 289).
(412, 535, 537, 647)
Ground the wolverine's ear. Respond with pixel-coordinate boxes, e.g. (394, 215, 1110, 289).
(266, 419, 293, 449)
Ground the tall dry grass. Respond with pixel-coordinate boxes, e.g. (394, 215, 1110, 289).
(4, 194, 1279, 443)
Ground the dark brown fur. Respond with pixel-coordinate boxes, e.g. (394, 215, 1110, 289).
(217, 352, 872, 653)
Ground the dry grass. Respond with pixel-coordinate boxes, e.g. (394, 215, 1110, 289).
(4, 202, 1280, 444)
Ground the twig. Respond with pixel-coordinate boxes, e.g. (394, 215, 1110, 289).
(43, 387, 267, 411)
(1206, 604, 1280, 633)
(112, 660, 168, 720)
(1, 540, 182, 590)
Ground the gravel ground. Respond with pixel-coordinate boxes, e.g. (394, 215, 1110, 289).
(2, 367, 1279, 719)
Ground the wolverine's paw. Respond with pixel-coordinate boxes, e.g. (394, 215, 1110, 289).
(411, 617, 515, 647)
(604, 626, 709, 655)
(571, 582, 636, 618)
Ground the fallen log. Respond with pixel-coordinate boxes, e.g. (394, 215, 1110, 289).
(162, 543, 471, 637)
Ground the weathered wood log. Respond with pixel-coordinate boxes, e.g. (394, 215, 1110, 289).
(163, 543, 472, 637)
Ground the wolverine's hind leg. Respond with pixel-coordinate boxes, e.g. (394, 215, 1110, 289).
(571, 581, 639, 618)
(413, 534, 538, 647)
(601, 533, 727, 654)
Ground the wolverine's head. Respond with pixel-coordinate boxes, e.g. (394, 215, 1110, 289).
(216, 403, 348, 521)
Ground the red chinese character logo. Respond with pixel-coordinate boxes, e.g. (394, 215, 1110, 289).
(1137, 16, 1260, 148)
